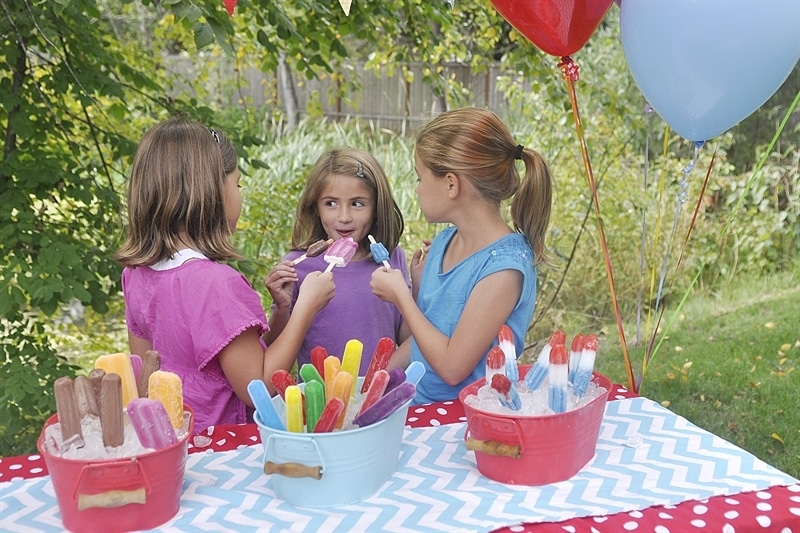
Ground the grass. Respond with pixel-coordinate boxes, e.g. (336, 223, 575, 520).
(552, 263, 800, 481)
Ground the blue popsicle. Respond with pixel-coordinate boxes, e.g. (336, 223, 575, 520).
(248, 379, 286, 431)
(368, 234, 391, 269)
(405, 360, 426, 386)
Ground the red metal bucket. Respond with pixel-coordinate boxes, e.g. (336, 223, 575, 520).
(459, 365, 610, 485)
(36, 405, 193, 532)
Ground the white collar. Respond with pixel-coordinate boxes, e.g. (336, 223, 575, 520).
(150, 249, 208, 271)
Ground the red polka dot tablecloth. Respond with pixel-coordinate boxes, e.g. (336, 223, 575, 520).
(2, 384, 797, 532)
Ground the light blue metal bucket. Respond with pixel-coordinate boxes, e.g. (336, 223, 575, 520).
(254, 379, 411, 508)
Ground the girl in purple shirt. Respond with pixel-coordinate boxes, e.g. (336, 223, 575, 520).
(115, 117, 335, 432)
(265, 147, 410, 374)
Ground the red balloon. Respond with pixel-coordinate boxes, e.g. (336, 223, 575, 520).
(491, 0, 614, 57)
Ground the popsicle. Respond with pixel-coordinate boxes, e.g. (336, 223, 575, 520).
(405, 360, 426, 387)
(548, 343, 569, 414)
(341, 339, 363, 397)
(248, 379, 286, 431)
(299, 363, 324, 390)
(312, 397, 344, 433)
(54, 376, 84, 447)
(310, 345, 328, 379)
(498, 324, 519, 382)
(285, 385, 304, 432)
(148, 370, 183, 429)
(292, 238, 334, 264)
(136, 350, 161, 398)
(127, 398, 178, 449)
(368, 234, 391, 268)
(304, 380, 325, 432)
(357, 369, 390, 415)
(572, 334, 599, 397)
(484, 345, 506, 386)
(384, 367, 406, 393)
(353, 381, 415, 428)
(567, 334, 585, 385)
(73, 375, 99, 418)
(271, 369, 296, 400)
(88, 368, 106, 409)
(323, 355, 341, 403)
(323, 237, 358, 272)
(94, 353, 138, 408)
(361, 337, 394, 393)
(490, 374, 522, 411)
(100, 373, 124, 448)
(330, 371, 354, 429)
(523, 330, 566, 391)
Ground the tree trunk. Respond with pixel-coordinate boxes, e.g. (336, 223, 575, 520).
(278, 50, 300, 130)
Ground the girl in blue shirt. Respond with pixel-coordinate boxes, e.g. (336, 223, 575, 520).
(370, 108, 553, 403)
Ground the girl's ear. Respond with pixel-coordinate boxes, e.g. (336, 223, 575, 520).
(445, 172, 460, 199)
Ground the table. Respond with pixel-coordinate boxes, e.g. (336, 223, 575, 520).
(1, 384, 798, 532)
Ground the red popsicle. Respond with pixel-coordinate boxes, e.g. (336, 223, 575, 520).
(310, 346, 327, 379)
(271, 369, 296, 400)
(361, 337, 395, 393)
(312, 397, 345, 433)
(357, 369, 390, 415)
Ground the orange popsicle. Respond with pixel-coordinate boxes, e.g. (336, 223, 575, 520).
(94, 353, 138, 407)
(148, 370, 183, 429)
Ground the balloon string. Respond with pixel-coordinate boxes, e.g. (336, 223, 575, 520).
(635, 105, 654, 347)
(560, 57, 634, 391)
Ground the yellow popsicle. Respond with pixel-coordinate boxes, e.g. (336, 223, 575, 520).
(323, 356, 341, 404)
(330, 371, 354, 429)
(285, 385, 304, 433)
(94, 353, 138, 408)
(148, 370, 183, 429)
(341, 339, 363, 398)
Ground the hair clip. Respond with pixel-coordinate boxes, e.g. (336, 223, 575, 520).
(356, 162, 366, 178)
(209, 128, 220, 144)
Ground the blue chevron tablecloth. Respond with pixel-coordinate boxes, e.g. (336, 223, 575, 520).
(2, 397, 797, 532)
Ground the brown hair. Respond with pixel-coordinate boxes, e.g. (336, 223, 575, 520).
(292, 147, 404, 254)
(414, 107, 552, 264)
(115, 116, 241, 266)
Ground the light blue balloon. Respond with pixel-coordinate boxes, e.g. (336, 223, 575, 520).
(621, 0, 799, 143)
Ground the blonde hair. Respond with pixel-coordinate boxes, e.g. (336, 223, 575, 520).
(414, 108, 552, 264)
(292, 147, 404, 254)
(115, 116, 241, 266)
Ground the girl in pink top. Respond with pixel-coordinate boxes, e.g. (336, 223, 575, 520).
(115, 117, 335, 432)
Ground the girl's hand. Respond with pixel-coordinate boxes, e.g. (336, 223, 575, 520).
(296, 271, 335, 313)
(265, 260, 297, 310)
(370, 267, 409, 305)
(410, 239, 431, 300)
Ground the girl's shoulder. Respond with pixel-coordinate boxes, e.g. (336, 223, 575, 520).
(486, 233, 535, 266)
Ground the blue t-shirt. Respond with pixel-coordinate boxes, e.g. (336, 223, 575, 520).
(411, 226, 537, 404)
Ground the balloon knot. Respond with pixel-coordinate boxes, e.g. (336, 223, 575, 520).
(557, 56, 580, 81)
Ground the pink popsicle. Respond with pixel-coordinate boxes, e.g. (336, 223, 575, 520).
(127, 397, 178, 449)
(323, 237, 358, 272)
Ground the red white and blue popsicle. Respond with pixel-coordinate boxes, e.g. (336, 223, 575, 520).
(572, 334, 599, 397)
(568, 333, 585, 385)
(523, 329, 566, 391)
(484, 345, 506, 386)
(490, 373, 522, 411)
(548, 343, 568, 414)
(497, 324, 519, 382)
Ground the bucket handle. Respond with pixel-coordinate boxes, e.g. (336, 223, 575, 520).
(262, 433, 326, 480)
(464, 412, 523, 459)
(73, 458, 149, 510)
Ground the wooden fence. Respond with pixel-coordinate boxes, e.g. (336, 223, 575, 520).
(164, 56, 510, 131)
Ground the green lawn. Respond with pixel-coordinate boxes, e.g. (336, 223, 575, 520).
(585, 266, 799, 480)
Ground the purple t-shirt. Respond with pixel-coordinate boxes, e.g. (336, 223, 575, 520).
(276, 246, 409, 376)
(122, 259, 268, 432)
